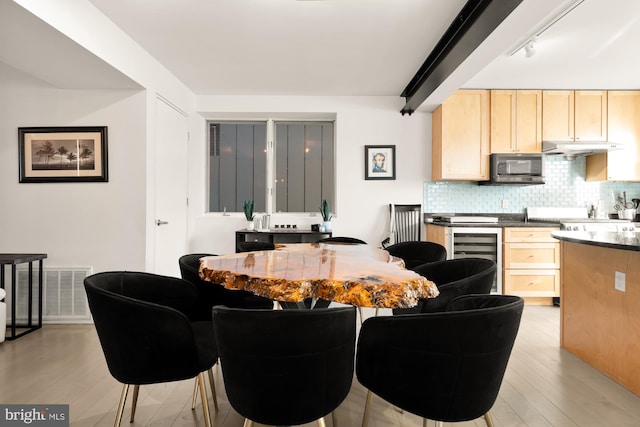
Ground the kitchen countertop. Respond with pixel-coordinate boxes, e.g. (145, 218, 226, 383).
(424, 213, 559, 228)
(552, 230, 640, 251)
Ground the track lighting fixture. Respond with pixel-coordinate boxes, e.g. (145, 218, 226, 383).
(524, 40, 536, 58)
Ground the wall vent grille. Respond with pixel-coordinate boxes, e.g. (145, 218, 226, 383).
(5, 267, 93, 324)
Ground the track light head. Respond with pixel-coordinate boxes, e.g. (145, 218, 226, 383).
(524, 40, 536, 58)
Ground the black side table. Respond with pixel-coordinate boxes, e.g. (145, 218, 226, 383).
(0, 253, 47, 340)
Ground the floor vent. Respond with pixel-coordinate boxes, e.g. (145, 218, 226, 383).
(6, 267, 93, 324)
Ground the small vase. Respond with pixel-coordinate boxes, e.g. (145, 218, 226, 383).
(323, 221, 332, 232)
(246, 221, 255, 231)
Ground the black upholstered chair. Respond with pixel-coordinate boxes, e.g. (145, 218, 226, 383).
(357, 294, 524, 427)
(393, 258, 496, 315)
(236, 241, 275, 253)
(385, 240, 447, 270)
(212, 306, 357, 427)
(84, 271, 218, 427)
(318, 236, 367, 244)
(179, 253, 273, 320)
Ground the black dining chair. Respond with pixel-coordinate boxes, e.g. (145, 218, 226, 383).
(179, 253, 273, 320)
(393, 258, 496, 315)
(84, 271, 218, 427)
(318, 236, 367, 244)
(385, 240, 447, 270)
(212, 306, 357, 427)
(357, 294, 524, 427)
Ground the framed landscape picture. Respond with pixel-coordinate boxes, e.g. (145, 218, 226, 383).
(18, 126, 108, 183)
(364, 145, 396, 180)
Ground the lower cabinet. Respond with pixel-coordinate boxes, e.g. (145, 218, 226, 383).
(503, 227, 560, 302)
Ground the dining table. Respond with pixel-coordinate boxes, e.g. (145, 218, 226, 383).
(199, 242, 439, 309)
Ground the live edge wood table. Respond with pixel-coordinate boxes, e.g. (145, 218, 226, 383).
(199, 243, 438, 308)
(0, 253, 47, 340)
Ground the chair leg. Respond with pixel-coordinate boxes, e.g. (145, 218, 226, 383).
(197, 372, 212, 427)
(317, 416, 327, 427)
(129, 385, 139, 423)
(191, 376, 199, 410)
(332, 411, 338, 427)
(207, 367, 219, 412)
(362, 390, 373, 427)
(114, 384, 129, 427)
(484, 410, 495, 427)
(422, 417, 428, 427)
(243, 419, 254, 427)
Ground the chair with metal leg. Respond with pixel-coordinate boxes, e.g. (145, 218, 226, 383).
(84, 271, 219, 427)
(357, 294, 524, 427)
(213, 306, 357, 427)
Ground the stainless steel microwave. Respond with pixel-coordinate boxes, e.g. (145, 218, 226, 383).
(480, 153, 545, 185)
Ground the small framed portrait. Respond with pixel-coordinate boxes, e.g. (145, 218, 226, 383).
(18, 126, 108, 183)
(364, 145, 395, 180)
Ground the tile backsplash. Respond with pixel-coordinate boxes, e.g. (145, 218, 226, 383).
(424, 156, 640, 214)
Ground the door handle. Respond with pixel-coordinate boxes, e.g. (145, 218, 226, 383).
(156, 219, 169, 226)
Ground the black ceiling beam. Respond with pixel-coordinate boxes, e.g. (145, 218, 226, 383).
(400, 0, 524, 115)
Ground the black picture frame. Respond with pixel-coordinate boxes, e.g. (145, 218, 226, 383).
(18, 126, 108, 183)
(364, 145, 396, 180)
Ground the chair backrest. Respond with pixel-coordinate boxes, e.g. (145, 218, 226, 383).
(212, 306, 357, 425)
(318, 236, 367, 244)
(236, 241, 275, 253)
(357, 294, 524, 423)
(385, 240, 447, 270)
(388, 204, 422, 245)
(393, 258, 496, 314)
(84, 271, 215, 385)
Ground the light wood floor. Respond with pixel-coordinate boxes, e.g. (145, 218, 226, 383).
(2, 306, 640, 427)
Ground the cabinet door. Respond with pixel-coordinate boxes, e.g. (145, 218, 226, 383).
(504, 269, 560, 297)
(504, 227, 558, 242)
(504, 242, 560, 269)
(604, 91, 640, 181)
(490, 90, 516, 153)
(575, 90, 607, 141)
(542, 90, 574, 141)
(426, 224, 449, 250)
(516, 90, 543, 152)
(433, 90, 490, 180)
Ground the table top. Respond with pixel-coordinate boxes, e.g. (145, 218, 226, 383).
(0, 253, 48, 265)
(199, 243, 438, 308)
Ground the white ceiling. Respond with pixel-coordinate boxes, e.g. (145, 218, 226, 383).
(3, 0, 640, 112)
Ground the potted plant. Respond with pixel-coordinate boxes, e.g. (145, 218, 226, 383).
(319, 199, 332, 232)
(243, 200, 255, 230)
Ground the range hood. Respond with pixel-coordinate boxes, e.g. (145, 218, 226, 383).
(542, 141, 623, 159)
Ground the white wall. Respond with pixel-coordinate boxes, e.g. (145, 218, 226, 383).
(189, 95, 431, 254)
(0, 63, 147, 272)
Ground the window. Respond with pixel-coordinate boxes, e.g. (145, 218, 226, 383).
(208, 120, 335, 214)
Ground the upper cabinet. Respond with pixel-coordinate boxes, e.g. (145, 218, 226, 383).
(542, 90, 607, 141)
(490, 90, 542, 153)
(586, 91, 640, 181)
(432, 90, 490, 181)
(575, 91, 607, 140)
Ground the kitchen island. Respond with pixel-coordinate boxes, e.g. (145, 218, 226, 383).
(552, 230, 640, 396)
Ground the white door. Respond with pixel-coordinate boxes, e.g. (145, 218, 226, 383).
(153, 97, 188, 276)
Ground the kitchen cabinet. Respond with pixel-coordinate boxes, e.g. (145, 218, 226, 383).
(426, 223, 448, 248)
(542, 90, 607, 141)
(503, 227, 560, 304)
(586, 91, 640, 181)
(432, 90, 490, 181)
(490, 90, 542, 153)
